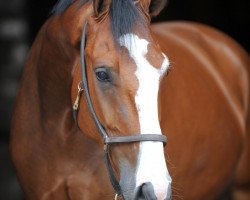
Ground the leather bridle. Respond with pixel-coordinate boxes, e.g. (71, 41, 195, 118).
(73, 22, 167, 199)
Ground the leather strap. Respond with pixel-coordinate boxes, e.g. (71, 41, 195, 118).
(103, 134, 166, 198)
(80, 22, 123, 196)
(80, 22, 109, 141)
(105, 134, 167, 146)
(104, 145, 123, 197)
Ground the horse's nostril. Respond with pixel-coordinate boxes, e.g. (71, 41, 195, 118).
(134, 182, 157, 200)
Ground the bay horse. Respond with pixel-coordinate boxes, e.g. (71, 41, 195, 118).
(10, 0, 250, 199)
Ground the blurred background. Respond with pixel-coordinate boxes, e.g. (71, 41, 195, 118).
(0, 0, 249, 199)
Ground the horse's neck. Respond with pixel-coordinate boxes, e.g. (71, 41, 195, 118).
(18, 17, 79, 134)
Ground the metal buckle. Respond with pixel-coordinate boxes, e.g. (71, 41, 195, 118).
(104, 143, 108, 152)
(73, 81, 84, 111)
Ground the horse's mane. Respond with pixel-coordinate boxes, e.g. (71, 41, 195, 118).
(52, 0, 144, 41)
(52, 0, 81, 14)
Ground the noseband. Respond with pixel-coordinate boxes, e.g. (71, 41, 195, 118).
(73, 22, 167, 199)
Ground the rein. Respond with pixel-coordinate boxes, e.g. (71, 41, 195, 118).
(73, 22, 167, 199)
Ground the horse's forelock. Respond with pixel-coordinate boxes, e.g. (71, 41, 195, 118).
(110, 0, 145, 43)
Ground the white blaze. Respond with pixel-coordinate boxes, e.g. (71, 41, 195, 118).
(119, 34, 171, 199)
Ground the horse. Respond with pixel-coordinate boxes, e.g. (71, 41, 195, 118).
(10, 0, 250, 199)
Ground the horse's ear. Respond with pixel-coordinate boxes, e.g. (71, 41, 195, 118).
(149, 0, 168, 17)
(93, 0, 111, 19)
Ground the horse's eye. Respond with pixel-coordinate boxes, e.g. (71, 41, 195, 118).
(95, 68, 111, 82)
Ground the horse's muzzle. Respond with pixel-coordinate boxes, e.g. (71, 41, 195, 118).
(134, 182, 171, 200)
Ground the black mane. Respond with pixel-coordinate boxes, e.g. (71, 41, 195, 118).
(52, 0, 90, 14)
(52, 0, 144, 42)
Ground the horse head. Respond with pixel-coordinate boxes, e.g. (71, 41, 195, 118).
(57, 0, 171, 199)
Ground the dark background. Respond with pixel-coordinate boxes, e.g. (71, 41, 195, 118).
(0, 0, 249, 199)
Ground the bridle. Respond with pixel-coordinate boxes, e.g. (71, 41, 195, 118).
(74, 22, 167, 200)
(73, 22, 167, 199)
